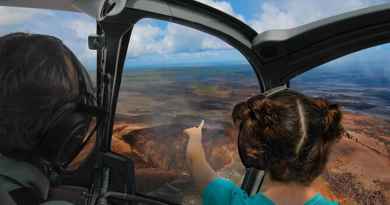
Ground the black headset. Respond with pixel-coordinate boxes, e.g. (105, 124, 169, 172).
(37, 98, 98, 174)
(34, 46, 102, 176)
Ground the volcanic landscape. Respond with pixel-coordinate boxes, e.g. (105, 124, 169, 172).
(91, 64, 390, 204)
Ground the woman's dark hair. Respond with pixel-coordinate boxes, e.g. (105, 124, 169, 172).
(0, 33, 94, 155)
(232, 89, 344, 185)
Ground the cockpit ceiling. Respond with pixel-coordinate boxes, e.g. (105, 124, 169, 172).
(0, 0, 78, 12)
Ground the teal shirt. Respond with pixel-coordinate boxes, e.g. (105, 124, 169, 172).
(202, 178, 338, 205)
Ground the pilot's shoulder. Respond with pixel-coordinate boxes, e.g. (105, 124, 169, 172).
(0, 155, 50, 199)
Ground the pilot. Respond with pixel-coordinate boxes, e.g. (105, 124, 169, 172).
(0, 33, 96, 205)
(184, 88, 343, 205)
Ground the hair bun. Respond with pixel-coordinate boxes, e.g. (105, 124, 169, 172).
(247, 96, 282, 127)
(232, 101, 252, 124)
(313, 99, 343, 142)
(323, 104, 343, 141)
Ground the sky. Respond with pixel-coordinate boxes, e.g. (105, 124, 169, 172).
(0, 0, 389, 70)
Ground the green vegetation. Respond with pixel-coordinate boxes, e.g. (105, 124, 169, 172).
(191, 83, 233, 98)
(192, 84, 219, 95)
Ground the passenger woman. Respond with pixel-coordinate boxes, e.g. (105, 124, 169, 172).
(185, 88, 343, 205)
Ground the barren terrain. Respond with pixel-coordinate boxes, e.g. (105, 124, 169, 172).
(85, 65, 390, 204)
(110, 111, 390, 205)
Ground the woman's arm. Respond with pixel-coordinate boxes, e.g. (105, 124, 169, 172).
(184, 121, 217, 192)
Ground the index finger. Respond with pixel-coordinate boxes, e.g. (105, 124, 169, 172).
(198, 120, 204, 129)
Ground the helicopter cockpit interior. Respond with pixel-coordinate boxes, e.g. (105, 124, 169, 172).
(0, 1, 389, 205)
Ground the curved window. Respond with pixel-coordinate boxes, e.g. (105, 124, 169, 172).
(290, 44, 390, 205)
(113, 19, 260, 204)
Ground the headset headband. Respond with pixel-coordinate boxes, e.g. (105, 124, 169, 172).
(263, 85, 288, 97)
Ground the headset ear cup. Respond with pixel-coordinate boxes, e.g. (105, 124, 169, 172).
(40, 111, 90, 171)
(57, 113, 91, 169)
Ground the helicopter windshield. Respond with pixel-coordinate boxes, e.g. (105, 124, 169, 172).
(110, 19, 260, 204)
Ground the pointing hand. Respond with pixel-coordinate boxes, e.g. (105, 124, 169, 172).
(184, 120, 204, 142)
(184, 120, 205, 156)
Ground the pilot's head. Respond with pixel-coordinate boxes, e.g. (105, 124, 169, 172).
(0, 33, 95, 173)
(232, 89, 344, 185)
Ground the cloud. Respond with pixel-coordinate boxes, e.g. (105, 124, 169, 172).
(0, 6, 96, 67)
(67, 19, 95, 39)
(66, 18, 96, 64)
(126, 0, 243, 58)
(0, 7, 43, 26)
(250, 0, 388, 32)
(128, 0, 388, 59)
(159, 23, 229, 53)
(127, 21, 230, 58)
(1, 1, 387, 67)
(127, 23, 163, 57)
(0, 2, 240, 65)
(196, 0, 245, 21)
